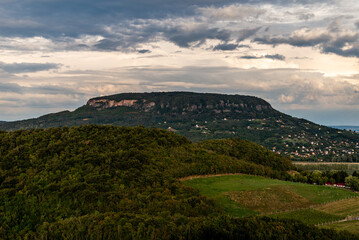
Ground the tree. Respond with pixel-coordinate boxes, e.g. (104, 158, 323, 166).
(345, 176, 359, 191)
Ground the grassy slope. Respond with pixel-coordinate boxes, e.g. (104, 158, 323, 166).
(321, 221, 359, 235)
(184, 175, 358, 220)
(314, 197, 359, 234)
(273, 209, 343, 225)
(315, 197, 359, 217)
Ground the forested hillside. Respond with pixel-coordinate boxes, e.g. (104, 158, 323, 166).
(1, 92, 358, 162)
(0, 125, 357, 239)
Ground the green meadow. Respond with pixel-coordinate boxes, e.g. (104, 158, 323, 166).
(184, 175, 359, 226)
(321, 221, 359, 235)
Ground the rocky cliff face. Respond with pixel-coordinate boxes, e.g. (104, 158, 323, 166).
(87, 99, 156, 112)
(86, 92, 273, 114)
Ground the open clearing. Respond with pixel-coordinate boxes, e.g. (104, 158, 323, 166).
(225, 186, 312, 214)
(183, 175, 359, 222)
(272, 209, 343, 225)
(315, 197, 359, 217)
(321, 221, 359, 235)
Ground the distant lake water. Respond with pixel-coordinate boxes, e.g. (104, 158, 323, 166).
(331, 126, 359, 132)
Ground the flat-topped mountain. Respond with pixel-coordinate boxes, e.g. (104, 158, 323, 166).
(87, 92, 275, 115)
(0, 92, 358, 162)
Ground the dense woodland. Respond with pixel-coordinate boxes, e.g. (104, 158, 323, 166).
(0, 125, 358, 239)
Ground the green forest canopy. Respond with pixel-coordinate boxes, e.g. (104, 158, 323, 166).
(0, 125, 357, 239)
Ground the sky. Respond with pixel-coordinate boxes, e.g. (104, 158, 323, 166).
(0, 0, 359, 125)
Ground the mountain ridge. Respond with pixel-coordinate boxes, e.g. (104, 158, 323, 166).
(0, 91, 358, 162)
(87, 91, 275, 114)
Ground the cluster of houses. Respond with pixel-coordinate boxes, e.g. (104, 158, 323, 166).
(273, 132, 359, 161)
(166, 118, 359, 162)
(324, 182, 350, 189)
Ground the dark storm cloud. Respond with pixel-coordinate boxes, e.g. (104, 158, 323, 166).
(213, 43, 239, 51)
(254, 30, 331, 47)
(0, 62, 61, 73)
(240, 55, 259, 59)
(213, 43, 253, 51)
(91, 23, 232, 50)
(0, 0, 334, 44)
(165, 26, 231, 48)
(322, 44, 359, 58)
(93, 39, 123, 51)
(285, 10, 315, 21)
(298, 13, 315, 21)
(254, 20, 359, 58)
(264, 54, 286, 60)
(0, 0, 352, 61)
(239, 54, 285, 60)
(0, 0, 246, 38)
(238, 27, 261, 41)
(138, 49, 151, 54)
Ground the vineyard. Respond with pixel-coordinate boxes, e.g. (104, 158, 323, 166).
(184, 175, 359, 234)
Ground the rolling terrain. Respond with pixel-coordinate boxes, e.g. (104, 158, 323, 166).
(0, 125, 357, 239)
(1, 92, 359, 162)
(322, 221, 359, 235)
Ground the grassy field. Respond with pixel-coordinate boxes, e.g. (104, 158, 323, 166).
(225, 186, 312, 214)
(315, 197, 359, 217)
(183, 175, 359, 221)
(272, 209, 343, 225)
(293, 162, 359, 174)
(311, 197, 359, 234)
(321, 221, 359, 235)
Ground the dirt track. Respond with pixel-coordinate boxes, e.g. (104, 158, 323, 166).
(179, 173, 243, 181)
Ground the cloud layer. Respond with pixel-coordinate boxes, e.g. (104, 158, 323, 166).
(0, 62, 61, 73)
(0, 0, 358, 125)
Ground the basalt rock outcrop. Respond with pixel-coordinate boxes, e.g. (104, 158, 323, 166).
(87, 99, 156, 112)
(85, 92, 274, 117)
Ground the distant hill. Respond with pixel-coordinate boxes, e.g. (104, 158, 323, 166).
(1, 91, 358, 162)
